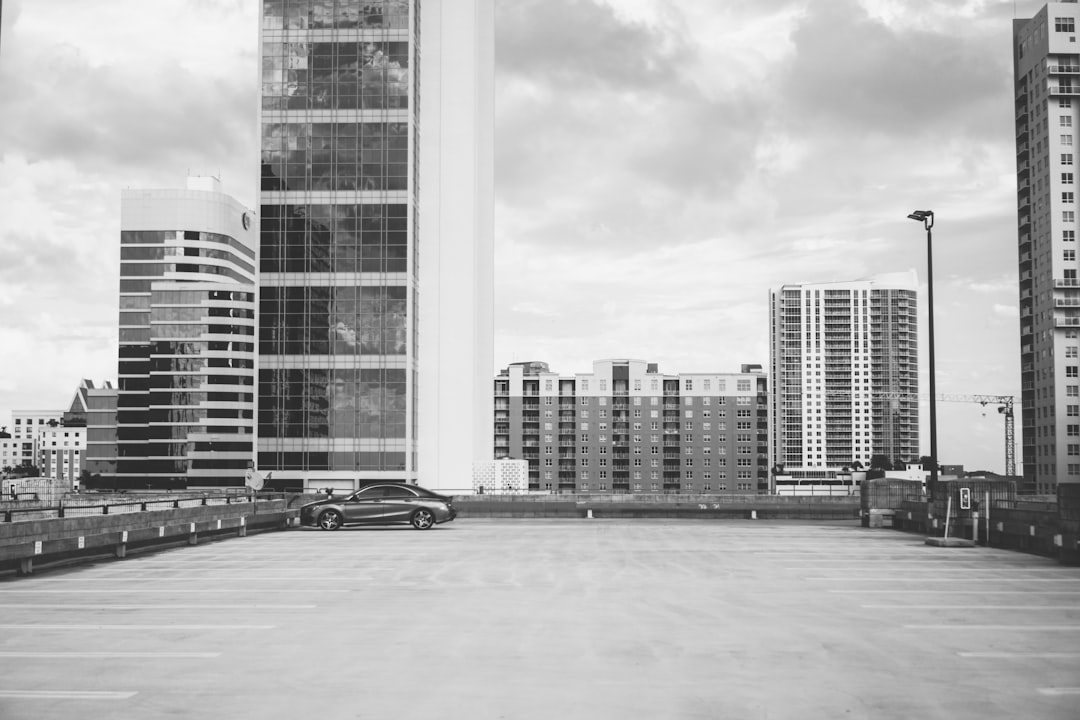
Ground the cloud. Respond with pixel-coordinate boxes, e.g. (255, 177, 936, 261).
(780, 0, 1010, 139)
(993, 303, 1019, 317)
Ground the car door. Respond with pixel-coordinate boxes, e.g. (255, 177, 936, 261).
(342, 485, 386, 522)
(377, 485, 420, 522)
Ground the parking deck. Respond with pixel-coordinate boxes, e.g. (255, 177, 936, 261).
(0, 519, 1077, 719)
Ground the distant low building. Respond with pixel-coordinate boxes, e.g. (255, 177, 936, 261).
(473, 458, 529, 494)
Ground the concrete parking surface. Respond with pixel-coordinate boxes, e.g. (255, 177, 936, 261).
(0, 519, 1078, 719)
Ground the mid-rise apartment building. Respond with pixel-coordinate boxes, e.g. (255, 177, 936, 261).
(769, 272, 919, 481)
(494, 360, 769, 494)
(1014, 2, 1080, 490)
(6, 410, 63, 470)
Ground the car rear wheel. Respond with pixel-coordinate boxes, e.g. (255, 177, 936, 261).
(318, 509, 344, 531)
(411, 508, 435, 530)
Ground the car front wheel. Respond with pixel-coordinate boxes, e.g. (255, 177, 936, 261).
(411, 508, 435, 530)
(318, 509, 344, 531)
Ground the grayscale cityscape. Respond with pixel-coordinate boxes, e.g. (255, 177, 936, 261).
(0, 1, 1079, 718)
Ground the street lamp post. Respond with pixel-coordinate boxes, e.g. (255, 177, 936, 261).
(907, 210, 938, 503)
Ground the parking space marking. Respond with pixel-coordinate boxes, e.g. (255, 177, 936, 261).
(832, 589, 1080, 594)
(810, 577, 1080, 582)
(20, 576, 371, 583)
(864, 605, 1079, 610)
(959, 652, 1080, 659)
(0, 589, 347, 594)
(1037, 688, 1080, 696)
(0, 690, 137, 700)
(791, 567, 1070, 572)
(0, 604, 316, 610)
(904, 625, 1080, 631)
(0, 652, 220, 658)
(0, 624, 274, 630)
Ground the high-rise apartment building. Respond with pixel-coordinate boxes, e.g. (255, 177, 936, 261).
(1014, 2, 1080, 491)
(769, 272, 919, 481)
(257, 1, 493, 492)
(494, 360, 769, 494)
(114, 177, 257, 489)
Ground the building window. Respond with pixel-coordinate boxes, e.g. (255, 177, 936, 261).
(1069, 366, 1079, 378)
(1065, 192, 1075, 204)
(1070, 424, 1080, 436)
(1065, 173, 1075, 185)
(1065, 116, 1075, 128)
(1069, 405, 1080, 417)
(1063, 98, 1074, 109)
(1066, 154, 1075, 166)
(1056, 17, 1076, 32)
(1067, 250, 1077, 262)
(1067, 230, 1077, 242)
(684, 379, 692, 391)
(1066, 211, 1076, 223)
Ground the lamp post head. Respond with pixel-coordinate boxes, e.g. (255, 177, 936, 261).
(907, 209, 934, 230)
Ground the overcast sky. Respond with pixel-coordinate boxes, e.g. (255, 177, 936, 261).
(0, 0, 1041, 473)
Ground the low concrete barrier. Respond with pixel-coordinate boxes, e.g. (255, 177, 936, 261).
(452, 494, 860, 520)
(0, 499, 298, 576)
(888, 492, 1080, 566)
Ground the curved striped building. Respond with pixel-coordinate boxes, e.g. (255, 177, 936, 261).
(114, 177, 257, 489)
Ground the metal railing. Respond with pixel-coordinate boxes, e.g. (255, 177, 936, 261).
(1, 491, 285, 523)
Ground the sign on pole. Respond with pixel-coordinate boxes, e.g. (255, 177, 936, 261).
(959, 487, 971, 510)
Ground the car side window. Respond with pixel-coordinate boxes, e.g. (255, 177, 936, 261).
(352, 487, 383, 500)
(382, 486, 416, 498)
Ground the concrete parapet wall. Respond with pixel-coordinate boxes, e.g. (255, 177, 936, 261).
(452, 494, 859, 520)
(0, 499, 297, 576)
(889, 497, 1080, 566)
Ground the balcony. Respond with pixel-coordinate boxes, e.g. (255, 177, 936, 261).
(1048, 83, 1080, 96)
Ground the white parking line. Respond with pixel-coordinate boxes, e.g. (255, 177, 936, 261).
(0, 652, 220, 658)
(21, 576, 370, 582)
(0, 624, 274, 630)
(0, 589, 347, 594)
(959, 652, 1080, 659)
(790, 569, 1067, 574)
(0, 690, 137, 700)
(811, 577, 1080, 582)
(864, 605, 1079, 610)
(1037, 688, 1080, 696)
(0, 604, 317, 610)
(832, 589, 1080, 594)
(904, 625, 1080, 631)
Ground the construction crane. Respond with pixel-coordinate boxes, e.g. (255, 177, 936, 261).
(813, 391, 1016, 476)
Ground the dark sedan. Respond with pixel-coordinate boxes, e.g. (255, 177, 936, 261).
(300, 483, 457, 531)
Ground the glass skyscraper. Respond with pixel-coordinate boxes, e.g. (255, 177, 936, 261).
(257, 0, 418, 489)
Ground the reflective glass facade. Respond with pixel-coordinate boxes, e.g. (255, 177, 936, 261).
(258, 0, 418, 483)
(115, 186, 258, 489)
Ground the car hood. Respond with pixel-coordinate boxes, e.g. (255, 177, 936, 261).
(301, 497, 341, 510)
